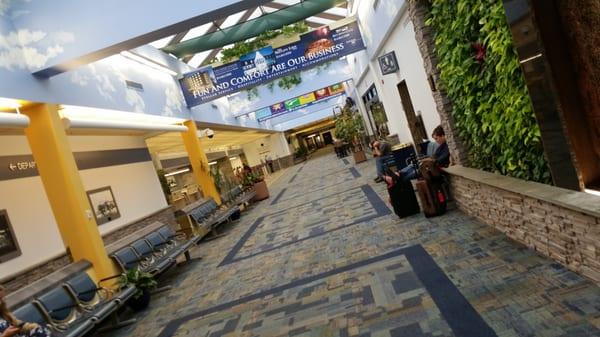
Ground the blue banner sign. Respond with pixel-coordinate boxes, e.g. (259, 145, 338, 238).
(179, 21, 365, 107)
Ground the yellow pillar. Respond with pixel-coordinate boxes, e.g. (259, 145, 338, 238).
(23, 104, 117, 279)
(181, 120, 222, 205)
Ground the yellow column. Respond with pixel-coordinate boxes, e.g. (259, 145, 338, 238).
(23, 104, 117, 279)
(181, 120, 222, 205)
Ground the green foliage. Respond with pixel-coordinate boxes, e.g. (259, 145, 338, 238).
(294, 144, 308, 158)
(334, 103, 364, 144)
(246, 87, 259, 100)
(427, 0, 550, 183)
(219, 22, 309, 63)
(118, 268, 157, 299)
(277, 74, 302, 90)
(371, 102, 387, 125)
(217, 22, 309, 94)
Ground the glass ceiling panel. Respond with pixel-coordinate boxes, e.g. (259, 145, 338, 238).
(149, 35, 175, 49)
(187, 50, 212, 68)
(306, 16, 334, 25)
(181, 23, 213, 42)
(221, 11, 247, 29)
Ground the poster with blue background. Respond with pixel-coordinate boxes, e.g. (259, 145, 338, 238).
(179, 20, 365, 107)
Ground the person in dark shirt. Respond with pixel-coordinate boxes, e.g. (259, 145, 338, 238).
(399, 125, 450, 181)
(372, 140, 392, 183)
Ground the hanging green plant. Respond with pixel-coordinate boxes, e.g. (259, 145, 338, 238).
(277, 74, 302, 90)
(426, 0, 550, 183)
(246, 87, 259, 100)
(219, 22, 309, 63)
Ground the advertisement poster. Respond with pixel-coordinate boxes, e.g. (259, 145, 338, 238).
(255, 82, 346, 122)
(179, 20, 365, 107)
(298, 92, 316, 105)
(270, 102, 286, 114)
(284, 97, 301, 110)
(314, 87, 330, 100)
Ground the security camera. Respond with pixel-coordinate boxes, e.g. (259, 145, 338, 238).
(205, 128, 214, 139)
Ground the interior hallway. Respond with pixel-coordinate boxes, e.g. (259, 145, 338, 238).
(103, 148, 600, 337)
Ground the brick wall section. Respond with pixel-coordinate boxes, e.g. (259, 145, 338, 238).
(1, 206, 176, 293)
(101, 206, 176, 245)
(407, 0, 470, 166)
(449, 174, 600, 282)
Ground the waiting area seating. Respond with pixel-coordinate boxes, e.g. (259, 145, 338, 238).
(106, 222, 198, 276)
(7, 261, 136, 337)
(177, 196, 241, 238)
(220, 185, 256, 207)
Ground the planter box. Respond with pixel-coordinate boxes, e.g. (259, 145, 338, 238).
(353, 150, 367, 164)
(251, 180, 270, 201)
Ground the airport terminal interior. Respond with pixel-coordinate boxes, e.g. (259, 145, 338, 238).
(0, 0, 599, 336)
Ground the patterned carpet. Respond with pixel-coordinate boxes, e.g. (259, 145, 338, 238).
(99, 147, 600, 337)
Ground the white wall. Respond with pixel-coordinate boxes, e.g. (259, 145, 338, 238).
(348, 0, 440, 144)
(0, 135, 167, 279)
(241, 132, 291, 166)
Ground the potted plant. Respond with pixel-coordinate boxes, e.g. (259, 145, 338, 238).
(243, 171, 269, 201)
(294, 144, 308, 163)
(334, 102, 367, 164)
(118, 268, 157, 311)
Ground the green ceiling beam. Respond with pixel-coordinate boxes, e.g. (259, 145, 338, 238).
(162, 0, 346, 59)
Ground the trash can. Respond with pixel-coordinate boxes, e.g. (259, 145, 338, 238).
(391, 143, 416, 171)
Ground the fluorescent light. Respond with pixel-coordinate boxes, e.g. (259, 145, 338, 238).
(62, 117, 187, 132)
(519, 53, 542, 64)
(229, 156, 238, 160)
(208, 161, 218, 165)
(120, 50, 178, 76)
(0, 112, 29, 128)
(585, 189, 600, 197)
(164, 168, 190, 177)
(0, 98, 22, 110)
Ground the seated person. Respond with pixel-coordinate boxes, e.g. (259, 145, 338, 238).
(399, 125, 450, 181)
(371, 140, 392, 183)
(0, 285, 51, 337)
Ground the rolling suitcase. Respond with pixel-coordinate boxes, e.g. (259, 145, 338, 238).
(415, 179, 447, 217)
(385, 171, 420, 218)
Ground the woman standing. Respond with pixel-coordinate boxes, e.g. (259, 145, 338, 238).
(0, 286, 51, 337)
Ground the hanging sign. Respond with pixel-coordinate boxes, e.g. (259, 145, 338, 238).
(179, 21, 366, 107)
(254, 82, 346, 122)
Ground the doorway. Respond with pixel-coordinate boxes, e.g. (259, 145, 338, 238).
(322, 131, 333, 145)
(397, 81, 428, 145)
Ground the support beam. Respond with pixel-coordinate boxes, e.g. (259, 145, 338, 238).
(263, 2, 345, 21)
(29, 0, 272, 77)
(199, 8, 259, 67)
(22, 104, 117, 280)
(181, 121, 222, 204)
(182, 18, 228, 63)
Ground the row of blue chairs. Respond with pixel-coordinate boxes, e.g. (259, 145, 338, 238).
(12, 272, 135, 337)
(110, 224, 195, 275)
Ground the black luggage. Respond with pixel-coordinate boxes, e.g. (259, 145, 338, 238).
(384, 170, 420, 218)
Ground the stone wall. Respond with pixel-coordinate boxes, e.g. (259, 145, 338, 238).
(1, 206, 175, 293)
(447, 166, 600, 282)
(407, 0, 469, 166)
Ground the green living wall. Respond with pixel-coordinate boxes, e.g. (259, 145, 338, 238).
(427, 0, 551, 183)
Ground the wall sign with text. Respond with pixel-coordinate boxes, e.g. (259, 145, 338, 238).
(179, 20, 366, 107)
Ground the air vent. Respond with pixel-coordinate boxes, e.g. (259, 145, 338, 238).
(125, 80, 144, 91)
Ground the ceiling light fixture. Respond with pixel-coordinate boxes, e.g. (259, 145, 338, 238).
(62, 117, 188, 132)
(164, 168, 190, 177)
(120, 50, 178, 76)
(208, 161, 218, 165)
(0, 112, 29, 128)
